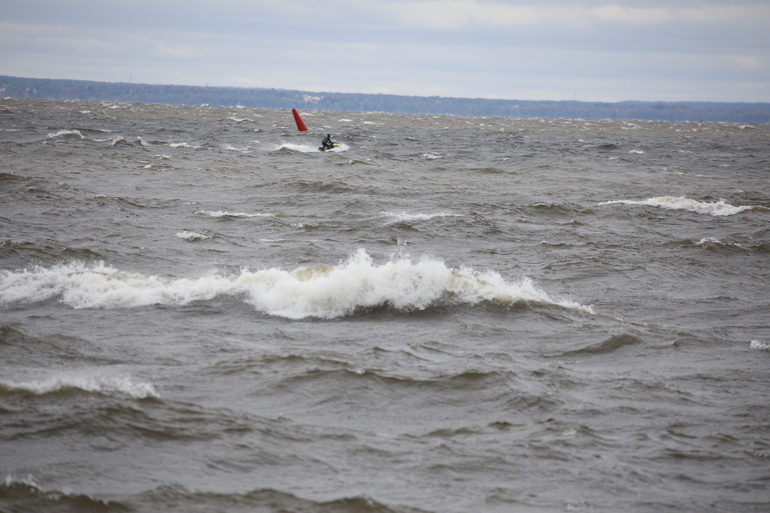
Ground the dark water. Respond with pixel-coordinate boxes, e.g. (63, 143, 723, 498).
(1, 97, 769, 513)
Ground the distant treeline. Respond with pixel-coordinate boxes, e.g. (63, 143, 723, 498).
(2, 75, 769, 123)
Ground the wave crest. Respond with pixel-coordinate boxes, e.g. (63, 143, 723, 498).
(600, 196, 760, 216)
(46, 129, 84, 140)
(0, 372, 159, 399)
(0, 251, 594, 319)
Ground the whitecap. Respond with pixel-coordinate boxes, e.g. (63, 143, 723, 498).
(600, 196, 758, 216)
(274, 143, 316, 153)
(380, 211, 462, 224)
(176, 231, 211, 241)
(222, 144, 251, 152)
(0, 371, 159, 399)
(750, 340, 770, 351)
(195, 210, 273, 218)
(0, 251, 595, 319)
(47, 129, 84, 140)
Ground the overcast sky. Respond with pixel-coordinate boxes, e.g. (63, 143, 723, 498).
(2, 0, 769, 102)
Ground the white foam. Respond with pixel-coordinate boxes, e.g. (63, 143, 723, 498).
(274, 143, 317, 153)
(169, 142, 201, 149)
(600, 196, 758, 216)
(0, 371, 159, 399)
(176, 231, 211, 241)
(750, 340, 770, 351)
(47, 129, 84, 140)
(0, 252, 594, 319)
(222, 144, 251, 152)
(195, 210, 273, 218)
(380, 211, 463, 224)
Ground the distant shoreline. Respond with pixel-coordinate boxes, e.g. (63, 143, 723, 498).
(2, 75, 768, 123)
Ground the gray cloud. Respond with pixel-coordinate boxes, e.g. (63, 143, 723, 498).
(2, 0, 768, 102)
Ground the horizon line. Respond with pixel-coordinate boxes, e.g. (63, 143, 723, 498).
(2, 74, 768, 107)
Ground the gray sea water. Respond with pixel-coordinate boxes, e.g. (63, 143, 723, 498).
(1, 97, 769, 513)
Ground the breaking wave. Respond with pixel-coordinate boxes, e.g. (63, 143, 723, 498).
(600, 196, 761, 216)
(0, 371, 159, 399)
(0, 250, 594, 319)
(46, 129, 84, 140)
(380, 211, 463, 224)
(176, 231, 211, 241)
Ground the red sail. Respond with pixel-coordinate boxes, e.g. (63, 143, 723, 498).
(292, 108, 309, 131)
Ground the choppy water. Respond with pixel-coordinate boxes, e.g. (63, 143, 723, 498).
(1, 97, 769, 513)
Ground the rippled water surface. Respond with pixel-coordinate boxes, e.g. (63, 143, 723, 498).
(1, 98, 769, 512)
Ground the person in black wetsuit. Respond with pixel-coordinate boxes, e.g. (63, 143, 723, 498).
(321, 134, 334, 150)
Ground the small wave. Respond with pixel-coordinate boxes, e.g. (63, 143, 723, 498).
(1, 476, 128, 511)
(695, 237, 746, 251)
(0, 371, 159, 399)
(176, 231, 211, 241)
(134, 484, 393, 513)
(110, 136, 132, 146)
(195, 210, 273, 218)
(600, 196, 759, 216)
(749, 340, 770, 351)
(563, 334, 643, 356)
(272, 143, 316, 153)
(46, 129, 84, 140)
(380, 211, 463, 224)
(221, 144, 251, 152)
(0, 251, 594, 319)
(168, 142, 201, 149)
